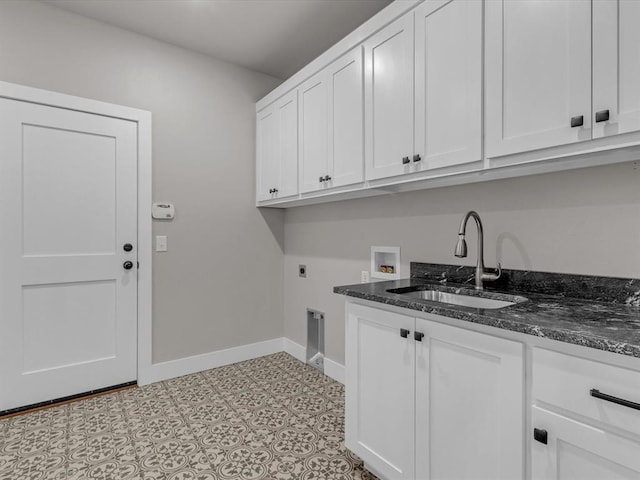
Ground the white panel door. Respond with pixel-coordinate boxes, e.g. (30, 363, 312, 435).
(593, 0, 640, 139)
(256, 106, 279, 201)
(532, 407, 640, 480)
(415, 318, 524, 480)
(364, 11, 415, 181)
(328, 47, 364, 188)
(277, 90, 299, 199)
(414, 0, 482, 171)
(345, 303, 415, 480)
(299, 73, 328, 194)
(0, 98, 137, 411)
(485, 0, 592, 158)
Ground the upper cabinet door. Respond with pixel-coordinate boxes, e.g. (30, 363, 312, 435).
(256, 107, 279, 202)
(256, 90, 298, 201)
(364, 12, 414, 181)
(485, 0, 592, 158)
(328, 47, 364, 188)
(593, 0, 640, 139)
(414, 0, 482, 171)
(277, 91, 299, 199)
(299, 74, 328, 194)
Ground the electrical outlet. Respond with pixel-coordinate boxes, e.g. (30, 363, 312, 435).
(299, 265, 307, 278)
(361, 270, 370, 283)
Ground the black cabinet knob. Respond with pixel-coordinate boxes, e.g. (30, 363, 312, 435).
(534, 428, 548, 445)
(402, 157, 410, 165)
(123, 243, 133, 252)
(570, 115, 584, 128)
(324, 175, 331, 182)
(414, 331, 424, 342)
(123, 261, 134, 270)
(400, 328, 410, 338)
(319, 176, 325, 183)
(595, 109, 610, 123)
(413, 154, 421, 162)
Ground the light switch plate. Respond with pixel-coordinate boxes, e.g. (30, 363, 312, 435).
(156, 235, 167, 252)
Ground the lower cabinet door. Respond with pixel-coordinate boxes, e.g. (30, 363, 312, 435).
(532, 407, 640, 480)
(415, 317, 524, 480)
(345, 303, 415, 480)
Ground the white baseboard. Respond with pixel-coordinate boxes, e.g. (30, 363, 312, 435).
(139, 338, 284, 385)
(324, 357, 345, 384)
(282, 337, 306, 362)
(283, 338, 345, 385)
(138, 336, 345, 386)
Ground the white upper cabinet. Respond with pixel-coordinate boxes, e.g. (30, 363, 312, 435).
(299, 48, 364, 194)
(364, 12, 415, 181)
(327, 48, 364, 189)
(299, 74, 328, 193)
(485, 0, 592, 158)
(414, 0, 482, 171)
(593, 0, 640, 139)
(256, 90, 298, 201)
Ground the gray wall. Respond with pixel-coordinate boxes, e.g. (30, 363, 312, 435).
(284, 163, 640, 365)
(0, 0, 284, 363)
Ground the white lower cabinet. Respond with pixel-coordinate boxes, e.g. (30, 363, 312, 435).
(415, 318, 523, 480)
(531, 348, 640, 480)
(345, 303, 523, 480)
(345, 304, 415, 480)
(532, 407, 640, 480)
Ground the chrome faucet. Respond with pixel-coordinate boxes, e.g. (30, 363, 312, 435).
(454, 211, 501, 290)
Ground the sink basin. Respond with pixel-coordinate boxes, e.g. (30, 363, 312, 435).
(387, 286, 527, 310)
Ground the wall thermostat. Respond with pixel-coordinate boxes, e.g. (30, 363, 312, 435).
(152, 202, 175, 219)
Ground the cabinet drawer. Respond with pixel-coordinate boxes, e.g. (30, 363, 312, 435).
(532, 348, 640, 436)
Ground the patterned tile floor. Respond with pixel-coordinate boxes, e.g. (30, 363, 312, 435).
(0, 352, 378, 480)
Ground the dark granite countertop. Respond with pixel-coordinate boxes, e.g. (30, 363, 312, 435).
(333, 263, 640, 359)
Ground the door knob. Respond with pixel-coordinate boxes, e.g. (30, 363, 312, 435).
(123, 243, 133, 252)
(123, 261, 134, 270)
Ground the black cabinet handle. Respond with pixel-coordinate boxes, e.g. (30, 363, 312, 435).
(273, 188, 278, 193)
(400, 328, 410, 338)
(319, 176, 325, 183)
(402, 157, 410, 165)
(570, 115, 584, 128)
(595, 110, 610, 123)
(414, 331, 424, 342)
(533, 428, 548, 445)
(413, 154, 421, 162)
(590, 389, 640, 411)
(324, 175, 332, 182)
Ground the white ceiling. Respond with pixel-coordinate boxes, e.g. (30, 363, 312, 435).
(44, 0, 393, 79)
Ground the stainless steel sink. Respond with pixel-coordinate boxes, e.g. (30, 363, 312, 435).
(387, 286, 527, 310)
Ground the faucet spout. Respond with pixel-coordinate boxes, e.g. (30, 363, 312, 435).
(454, 211, 501, 290)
